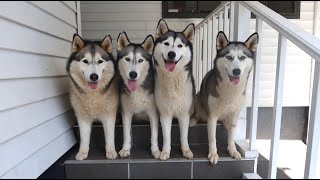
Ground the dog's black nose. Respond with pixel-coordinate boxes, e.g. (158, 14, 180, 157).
(168, 51, 176, 59)
(233, 69, 241, 76)
(90, 73, 99, 81)
(129, 71, 137, 79)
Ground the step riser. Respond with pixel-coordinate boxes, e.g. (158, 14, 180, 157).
(73, 124, 228, 148)
(65, 160, 254, 179)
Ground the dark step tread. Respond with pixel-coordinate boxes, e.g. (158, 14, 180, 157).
(64, 144, 255, 179)
(65, 144, 254, 163)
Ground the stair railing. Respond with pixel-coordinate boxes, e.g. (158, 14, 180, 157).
(193, 1, 320, 179)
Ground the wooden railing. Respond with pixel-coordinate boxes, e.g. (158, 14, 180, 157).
(193, 1, 320, 179)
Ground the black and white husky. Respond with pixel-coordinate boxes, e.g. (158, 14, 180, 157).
(116, 32, 161, 159)
(153, 19, 196, 160)
(191, 31, 259, 164)
(67, 34, 119, 160)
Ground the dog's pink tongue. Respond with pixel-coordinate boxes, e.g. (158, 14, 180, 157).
(89, 82, 98, 90)
(128, 80, 138, 91)
(165, 60, 176, 72)
(230, 77, 240, 85)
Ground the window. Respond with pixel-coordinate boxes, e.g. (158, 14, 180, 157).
(162, 1, 300, 19)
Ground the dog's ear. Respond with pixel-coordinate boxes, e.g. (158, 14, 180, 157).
(72, 34, 85, 53)
(101, 35, 112, 54)
(245, 32, 259, 52)
(141, 35, 154, 55)
(156, 19, 169, 39)
(183, 23, 195, 42)
(117, 32, 130, 52)
(216, 31, 229, 50)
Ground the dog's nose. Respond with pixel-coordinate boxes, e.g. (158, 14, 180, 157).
(129, 71, 137, 79)
(233, 69, 241, 76)
(90, 73, 99, 81)
(168, 51, 176, 59)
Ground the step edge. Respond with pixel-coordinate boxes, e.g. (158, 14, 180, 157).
(64, 157, 255, 165)
(236, 140, 259, 158)
(242, 173, 262, 179)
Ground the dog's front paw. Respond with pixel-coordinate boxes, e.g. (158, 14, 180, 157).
(182, 149, 193, 159)
(119, 148, 130, 158)
(152, 150, 161, 159)
(160, 151, 170, 161)
(75, 151, 88, 160)
(106, 150, 118, 160)
(229, 150, 241, 160)
(208, 151, 219, 165)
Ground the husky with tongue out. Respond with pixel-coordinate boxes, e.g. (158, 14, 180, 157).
(67, 34, 119, 161)
(116, 32, 161, 159)
(190, 31, 259, 165)
(153, 19, 196, 161)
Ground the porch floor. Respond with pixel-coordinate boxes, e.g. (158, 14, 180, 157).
(255, 139, 320, 179)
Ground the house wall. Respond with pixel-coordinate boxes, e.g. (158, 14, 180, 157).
(80, 1, 316, 107)
(0, 1, 78, 178)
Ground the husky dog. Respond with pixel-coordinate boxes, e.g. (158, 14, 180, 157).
(67, 34, 119, 160)
(116, 32, 161, 159)
(191, 31, 259, 164)
(153, 19, 195, 160)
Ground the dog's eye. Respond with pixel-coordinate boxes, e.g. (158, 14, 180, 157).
(98, 60, 103, 64)
(178, 44, 183, 48)
(164, 42, 169, 46)
(138, 59, 144, 63)
(83, 60, 89, 64)
(125, 58, 130, 62)
(239, 56, 246, 60)
(226, 56, 233, 60)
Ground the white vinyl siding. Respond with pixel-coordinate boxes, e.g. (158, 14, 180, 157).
(0, 1, 78, 178)
(80, 1, 202, 55)
(80, 1, 315, 107)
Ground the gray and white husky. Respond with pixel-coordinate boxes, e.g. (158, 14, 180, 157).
(153, 19, 195, 160)
(191, 31, 259, 164)
(67, 34, 119, 160)
(116, 32, 161, 159)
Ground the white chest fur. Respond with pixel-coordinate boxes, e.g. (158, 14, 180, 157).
(155, 69, 193, 116)
(121, 88, 156, 114)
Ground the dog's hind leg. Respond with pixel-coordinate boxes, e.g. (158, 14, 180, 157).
(102, 114, 118, 160)
(178, 113, 194, 159)
(148, 109, 161, 159)
(119, 112, 133, 158)
(75, 119, 92, 160)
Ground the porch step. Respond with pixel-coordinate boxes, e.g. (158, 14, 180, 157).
(72, 122, 228, 147)
(64, 123, 255, 179)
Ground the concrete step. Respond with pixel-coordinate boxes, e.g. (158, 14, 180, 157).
(72, 122, 229, 148)
(65, 123, 255, 179)
(64, 143, 255, 179)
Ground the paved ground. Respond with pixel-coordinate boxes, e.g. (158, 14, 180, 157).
(255, 139, 320, 179)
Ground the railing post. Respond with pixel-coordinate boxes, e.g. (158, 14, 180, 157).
(198, 25, 204, 91)
(268, 34, 287, 179)
(233, 2, 250, 41)
(233, 1, 250, 141)
(229, 1, 235, 41)
(249, 18, 263, 151)
(207, 18, 213, 73)
(223, 5, 228, 36)
(193, 28, 198, 89)
(219, 11, 223, 32)
(212, 16, 217, 69)
(304, 61, 320, 179)
(203, 22, 208, 77)
(196, 28, 201, 92)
